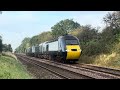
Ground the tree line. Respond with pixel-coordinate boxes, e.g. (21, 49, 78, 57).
(0, 36, 13, 53)
(0, 12, 13, 53)
(15, 11, 120, 56)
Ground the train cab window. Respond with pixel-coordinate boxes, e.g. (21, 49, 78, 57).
(46, 44, 49, 51)
(66, 40, 79, 45)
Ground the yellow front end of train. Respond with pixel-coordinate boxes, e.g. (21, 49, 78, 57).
(66, 45, 82, 60)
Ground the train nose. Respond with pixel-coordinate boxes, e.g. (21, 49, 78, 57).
(66, 45, 82, 60)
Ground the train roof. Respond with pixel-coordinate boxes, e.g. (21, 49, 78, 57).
(47, 34, 78, 43)
(26, 47, 32, 50)
(39, 41, 49, 46)
(38, 34, 79, 45)
(32, 45, 39, 47)
(61, 34, 78, 40)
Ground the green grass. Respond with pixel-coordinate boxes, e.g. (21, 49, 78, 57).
(0, 55, 33, 79)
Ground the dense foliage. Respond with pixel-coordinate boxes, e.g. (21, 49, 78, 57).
(2, 44, 13, 52)
(15, 37, 31, 53)
(51, 19, 80, 38)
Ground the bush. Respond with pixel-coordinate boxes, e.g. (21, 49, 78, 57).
(80, 39, 113, 56)
(81, 40, 100, 56)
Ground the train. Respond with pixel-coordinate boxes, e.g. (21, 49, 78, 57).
(26, 34, 82, 63)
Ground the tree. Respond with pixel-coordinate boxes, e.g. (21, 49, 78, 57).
(15, 31, 53, 53)
(15, 37, 31, 53)
(51, 19, 80, 38)
(2, 44, 8, 52)
(8, 44, 13, 52)
(77, 25, 99, 43)
(102, 11, 120, 48)
(0, 11, 2, 53)
(30, 35, 39, 46)
(30, 31, 53, 46)
(2, 44, 13, 52)
(37, 31, 53, 43)
(0, 36, 2, 53)
(103, 11, 120, 30)
(0, 12, 2, 53)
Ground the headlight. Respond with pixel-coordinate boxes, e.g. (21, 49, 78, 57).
(66, 50, 70, 52)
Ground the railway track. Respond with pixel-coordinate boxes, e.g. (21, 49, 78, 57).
(74, 63, 120, 77)
(17, 56, 69, 79)
(16, 54, 93, 79)
(16, 54, 120, 79)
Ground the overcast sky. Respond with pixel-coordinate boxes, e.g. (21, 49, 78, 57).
(0, 11, 113, 51)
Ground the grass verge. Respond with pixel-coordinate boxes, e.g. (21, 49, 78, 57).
(0, 54, 33, 79)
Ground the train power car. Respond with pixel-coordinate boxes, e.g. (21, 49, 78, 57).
(26, 47, 32, 56)
(31, 45, 39, 57)
(47, 34, 82, 63)
(38, 41, 48, 59)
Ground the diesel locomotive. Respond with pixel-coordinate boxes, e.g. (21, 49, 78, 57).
(26, 34, 82, 63)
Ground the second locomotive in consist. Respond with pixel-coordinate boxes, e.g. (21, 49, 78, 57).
(26, 34, 82, 63)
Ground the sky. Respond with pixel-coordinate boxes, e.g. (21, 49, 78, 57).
(0, 11, 113, 51)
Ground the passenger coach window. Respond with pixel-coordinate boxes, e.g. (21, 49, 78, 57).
(66, 40, 78, 45)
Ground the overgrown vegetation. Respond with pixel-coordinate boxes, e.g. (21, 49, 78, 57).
(15, 11, 120, 69)
(78, 11, 120, 69)
(0, 54, 32, 79)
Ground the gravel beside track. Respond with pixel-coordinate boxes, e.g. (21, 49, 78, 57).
(16, 54, 120, 79)
(17, 56, 63, 79)
(16, 54, 93, 79)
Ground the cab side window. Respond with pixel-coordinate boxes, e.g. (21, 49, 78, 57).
(46, 44, 49, 51)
